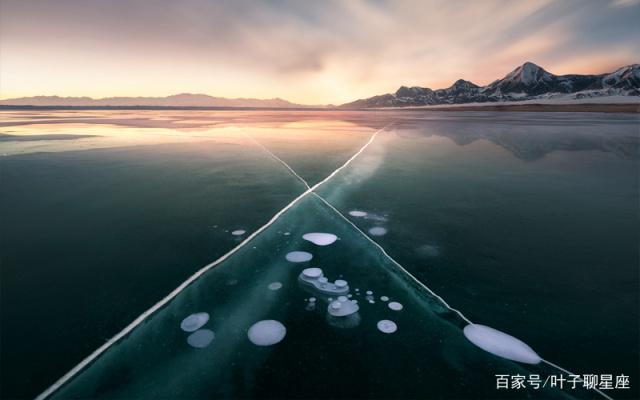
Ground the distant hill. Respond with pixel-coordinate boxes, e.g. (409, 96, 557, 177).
(0, 93, 315, 108)
(341, 62, 640, 108)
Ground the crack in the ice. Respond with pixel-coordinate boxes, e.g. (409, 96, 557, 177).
(36, 123, 393, 400)
(244, 126, 614, 400)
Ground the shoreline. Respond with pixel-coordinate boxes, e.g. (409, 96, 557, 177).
(0, 103, 638, 113)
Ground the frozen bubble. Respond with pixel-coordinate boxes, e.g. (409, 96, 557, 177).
(286, 251, 313, 263)
(318, 277, 329, 283)
(247, 320, 287, 346)
(231, 229, 246, 236)
(366, 290, 373, 295)
(283, 232, 291, 236)
(347, 294, 353, 298)
(368, 300, 375, 304)
(302, 268, 323, 279)
(368, 227, 387, 236)
(377, 320, 397, 334)
(388, 302, 403, 311)
(338, 296, 348, 302)
(352, 299, 358, 304)
(309, 297, 317, 303)
(355, 288, 360, 292)
(268, 282, 283, 291)
(328, 300, 359, 317)
(463, 324, 541, 364)
(349, 210, 368, 217)
(380, 296, 389, 302)
(302, 232, 338, 246)
(187, 329, 215, 348)
(180, 312, 210, 332)
(335, 280, 348, 289)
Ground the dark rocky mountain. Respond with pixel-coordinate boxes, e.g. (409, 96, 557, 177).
(341, 62, 640, 108)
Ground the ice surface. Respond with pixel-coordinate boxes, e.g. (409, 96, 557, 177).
(388, 302, 403, 311)
(180, 312, 210, 332)
(247, 320, 287, 346)
(377, 320, 398, 334)
(231, 229, 246, 236)
(302, 232, 338, 246)
(348, 210, 368, 217)
(368, 227, 387, 236)
(285, 251, 313, 262)
(187, 329, 215, 348)
(417, 244, 440, 257)
(268, 282, 283, 291)
(463, 324, 541, 364)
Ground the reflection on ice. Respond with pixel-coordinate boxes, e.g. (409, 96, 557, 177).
(247, 320, 287, 346)
(285, 251, 313, 262)
(187, 329, 215, 348)
(463, 324, 541, 365)
(180, 312, 210, 332)
(377, 320, 398, 334)
(302, 232, 338, 246)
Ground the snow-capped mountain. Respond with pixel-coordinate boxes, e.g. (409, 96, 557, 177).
(341, 62, 640, 108)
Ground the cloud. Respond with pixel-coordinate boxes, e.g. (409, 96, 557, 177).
(1, 0, 638, 104)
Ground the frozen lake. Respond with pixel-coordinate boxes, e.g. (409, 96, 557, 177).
(1, 109, 637, 399)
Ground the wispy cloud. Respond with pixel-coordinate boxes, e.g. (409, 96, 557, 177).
(1, 0, 638, 104)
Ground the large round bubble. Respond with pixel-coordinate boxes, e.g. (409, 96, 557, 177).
(377, 320, 398, 334)
(248, 320, 287, 346)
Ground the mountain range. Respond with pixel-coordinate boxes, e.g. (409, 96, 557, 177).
(0, 93, 310, 108)
(1, 62, 638, 108)
(340, 62, 639, 108)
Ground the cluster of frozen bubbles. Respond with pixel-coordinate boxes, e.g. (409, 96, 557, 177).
(287, 231, 404, 336)
(182, 225, 543, 367)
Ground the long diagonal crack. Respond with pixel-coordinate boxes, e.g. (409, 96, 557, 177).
(243, 127, 613, 400)
(36, 123, 393, 400)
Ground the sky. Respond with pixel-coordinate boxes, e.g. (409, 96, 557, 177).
(1, 0, 638, 105)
